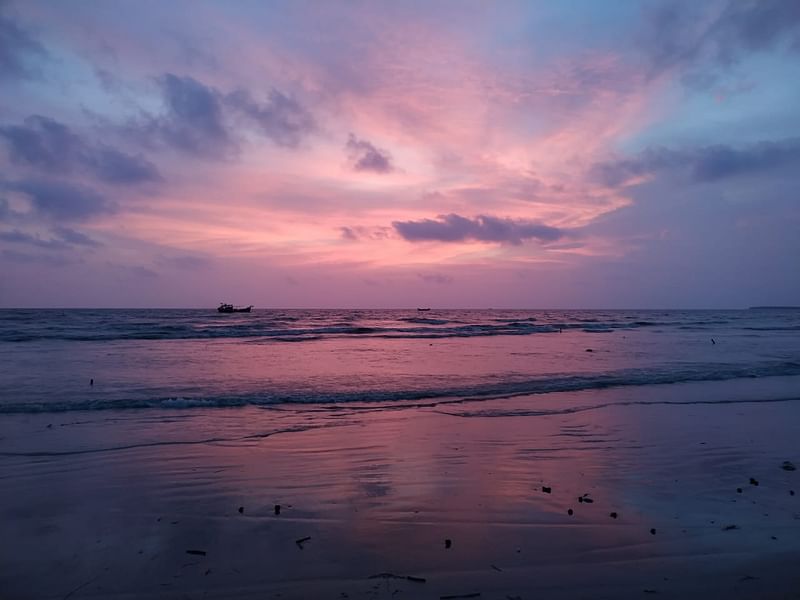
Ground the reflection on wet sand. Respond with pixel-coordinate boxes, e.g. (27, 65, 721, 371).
(1, 379, 799, 599)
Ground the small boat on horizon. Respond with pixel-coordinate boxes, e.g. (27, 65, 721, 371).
(417, 307, 431, 312)
(218, 303, 253, 313)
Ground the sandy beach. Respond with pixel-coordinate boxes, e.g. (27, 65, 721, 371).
(2, 376, 798, 600)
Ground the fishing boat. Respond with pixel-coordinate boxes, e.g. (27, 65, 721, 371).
(218, 303, 253, 313)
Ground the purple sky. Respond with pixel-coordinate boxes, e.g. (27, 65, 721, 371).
(1, 0, 799, 308)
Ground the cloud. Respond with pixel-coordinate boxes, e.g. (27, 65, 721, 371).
(339, 226, 358, 240)
(125, 74, 316, 157)
(417, 272, 453, 284)
(1, 248, 73, 266)
(0, 8, 46, 80)
(393, 214, 565, 245)
(0, 226, 99, 250)
(156, 254, 211, 269)
(346, 134, 394, 173)
(6, 179, 116, 221)
(226, 89, 315, 148)
(643, 0, 800, 79)
(0, 115, 161, 184)
(595, 138, 800, 186)
(51, 226, 100, 247)
(0, 229, 64, 249)
(153, 73, 231, 157)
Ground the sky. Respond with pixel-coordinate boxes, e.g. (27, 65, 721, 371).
(1, 0, 799, 308)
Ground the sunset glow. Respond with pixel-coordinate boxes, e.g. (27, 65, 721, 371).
(2, 1, 799, 307)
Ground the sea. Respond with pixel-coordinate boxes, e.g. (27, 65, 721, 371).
(0, 308, 799, 414)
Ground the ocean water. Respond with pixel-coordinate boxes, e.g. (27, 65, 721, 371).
(0, 308, 798, 413)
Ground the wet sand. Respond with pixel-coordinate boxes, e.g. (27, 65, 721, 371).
(1, 377, 799, 599)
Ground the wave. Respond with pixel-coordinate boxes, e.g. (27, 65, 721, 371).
(1, 309, 796, 342)
(3, 360, 799, 414)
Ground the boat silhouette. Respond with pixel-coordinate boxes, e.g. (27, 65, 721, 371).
(218, 303, 253, 313)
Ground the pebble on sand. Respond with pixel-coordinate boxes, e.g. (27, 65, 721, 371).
(567, 509, 573, 516)
(609, 512, 618, 519)
(737, 488, 742, 493)
(541, 486, 551, 493)
(238, 506, 244, 514)
(749, 477, 759, 486)
(445, 539, 452, 549)
(650, 528, 656, 535)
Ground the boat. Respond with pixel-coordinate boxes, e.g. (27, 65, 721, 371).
(218, 303, 253, 313)
(417, 307, 431, 312)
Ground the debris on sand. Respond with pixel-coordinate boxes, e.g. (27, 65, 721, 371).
(609, 512, 618, 519)
(541, 486, 551, 493)
(585, 349, 593, 352)
(749, 478, 759, 486)
(445, 539, 452, 549)
(491, 564, 502, 572)
(238, 506, 244, 514)
(274, 504, 281, 515)
(737, 488, 742, 493)
(650, 528, 657, 535)
(567, 509, 573, 516)
(185, 550, 206, 556)
(295, 536, 311, 549)
(781, 461, 796, 471)
(790, 490, 795, 496)
(722, 524, 740, 531)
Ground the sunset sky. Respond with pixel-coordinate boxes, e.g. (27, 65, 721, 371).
(1, 0, 799, 308)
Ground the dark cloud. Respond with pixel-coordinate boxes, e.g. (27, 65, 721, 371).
(643, 0, 800, 79)
(0, 229, 64, 249)
(0, 8, 46, 80)
(340, 226, 358, 241)
(126, 74, 315, 157)
(393, 214, 564, 245)
(346, 134, 394, 173)
(51, 226, 100, 247)
(226, 89, 315, 148)
(1, 248, 73, 266)
(153, 73, 231, 156)
(7, 179, 116, 221)
(0, 115, 161, 184)
(595, 138, 800, 186)
(417, 272, 454, 284)
(0, 226, 98, 250)
(156, 254, 210, 269)
(125, 265, 159, 279)
(713, 0, 800, 61)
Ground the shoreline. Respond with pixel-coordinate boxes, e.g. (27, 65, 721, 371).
(1, 377, 799, 599)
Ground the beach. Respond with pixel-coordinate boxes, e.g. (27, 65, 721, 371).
(2, 375, 799, 599)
